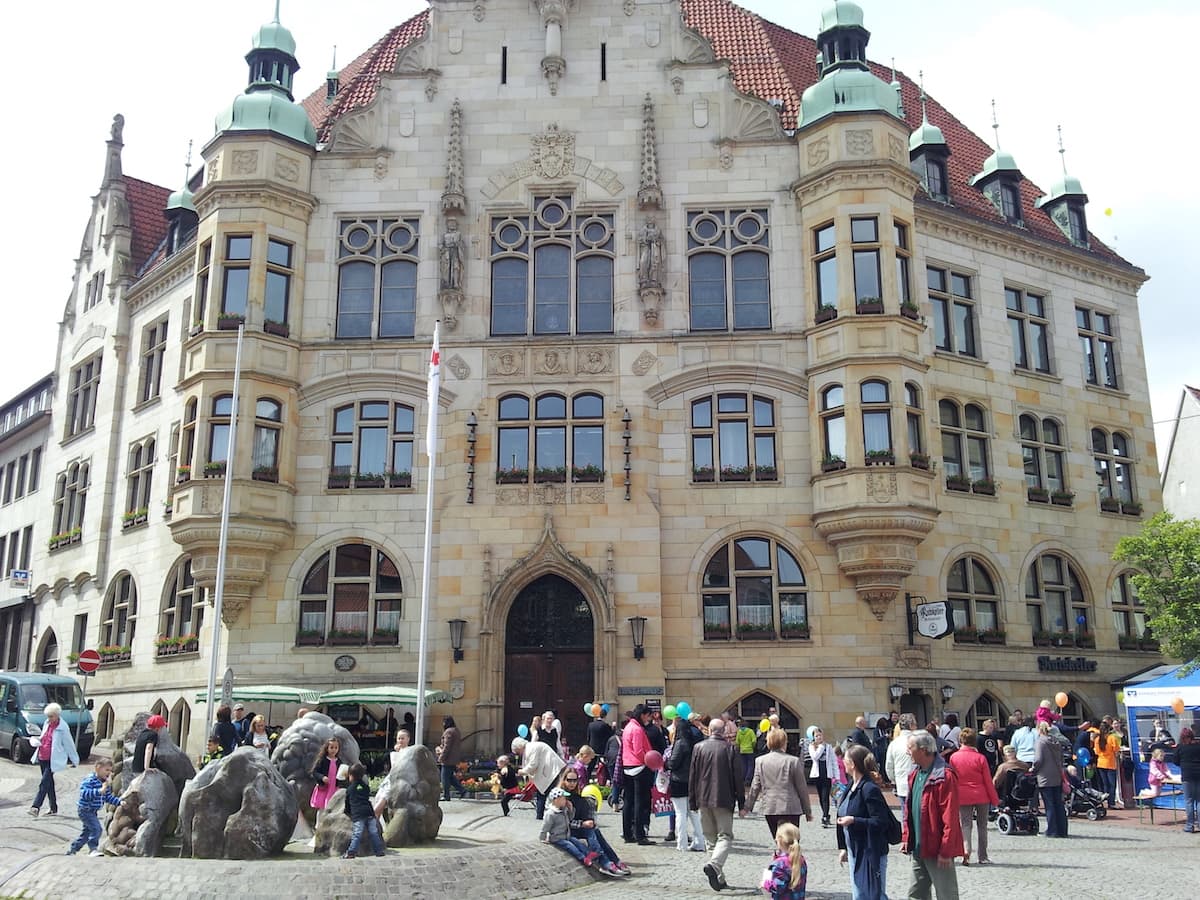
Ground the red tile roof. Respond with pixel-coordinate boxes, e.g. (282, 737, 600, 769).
(124, 176, 172, 274)
(302, 0, 1132, 269)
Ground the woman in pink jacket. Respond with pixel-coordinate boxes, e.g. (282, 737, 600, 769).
(949, 728, 1000, 865)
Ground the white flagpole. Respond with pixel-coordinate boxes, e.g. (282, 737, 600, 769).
(414, 321, 441, 747)
(205, 324, 244, 719)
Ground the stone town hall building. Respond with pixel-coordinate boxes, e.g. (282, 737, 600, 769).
(1, 0, 1161, 756)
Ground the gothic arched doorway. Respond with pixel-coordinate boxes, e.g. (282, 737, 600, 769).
(504, 574, 594, 753)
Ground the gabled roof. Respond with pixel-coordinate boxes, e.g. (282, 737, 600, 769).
(299, 0, 1131, 267)
(124, 176, 172, 273)
(1160, 384, 1200, 485)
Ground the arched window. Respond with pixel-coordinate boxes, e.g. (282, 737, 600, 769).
(169, 698, 191, 749)
(208, 394, 233, 468)
(821, 385, 845, 464)
(947, 556, 1001, 636)
(52, 461, 89, 538)
(125, 437, 155, 519)
(101, 573, 137, 650)
(905, 383, 924, 457)
(335, 218, 420, 339)
(1058, 693, 1091, 730)
(967, 692, 1010, 732)
(1025, 552, 1090, 644)
(690, 392, 777, 482)
(1020, 414, 1066, 496)
(252, 398, 282, 481)
(1110, 572, 1152, 648)
(180, 398, 198, 474)
(731, 691, 804, 754)
(860, 380, 892, 457)
(701, 536, 808, 641)
(37, 630, 59, 674)
(1092, 428, 1136, 512)
(687, 209, 770, 332)
(158, 557, 205, 654)
(298, 542, 404, 646)
(96, 703, 115, 740)
(495, 392, 605, 484)
(940, 400, 990, 483)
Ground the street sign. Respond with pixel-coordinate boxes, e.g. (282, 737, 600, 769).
(77, 649, 101, 674)
(221, 667, 234, 709)
(9, 569, 30, 590)
(915, 600, 953, 639)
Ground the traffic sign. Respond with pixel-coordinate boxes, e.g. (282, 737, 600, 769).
(77, 649, 101, 674)
(221, 667, 234, 708)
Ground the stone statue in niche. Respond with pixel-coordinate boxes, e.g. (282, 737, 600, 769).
(637, 217, 664, 288)
(439, 218, 465, 291)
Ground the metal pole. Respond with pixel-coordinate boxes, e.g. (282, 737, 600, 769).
(905, 593, 914, 646)
(414, 323, 440, 747)
(75, 671, 90, 754)
(205, 325, 245, 720)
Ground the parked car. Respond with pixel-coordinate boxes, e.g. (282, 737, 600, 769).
(0, 672, 94, 762)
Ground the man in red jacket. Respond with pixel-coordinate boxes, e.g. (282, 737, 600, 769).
(902, 730, 963, 899)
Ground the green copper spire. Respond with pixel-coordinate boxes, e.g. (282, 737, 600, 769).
(165, 140, 196, 213)
(213, 1, 316, 147)
(799, 2, 901, 129)
(909, 71, 946, 152)
(969, 100, 1020, 186)
(1036, 125, 1086, 207)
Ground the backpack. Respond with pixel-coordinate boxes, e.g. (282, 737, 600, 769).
(885, 804, 903, 845)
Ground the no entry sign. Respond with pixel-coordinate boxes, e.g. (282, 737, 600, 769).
(77, 649, 101, 674)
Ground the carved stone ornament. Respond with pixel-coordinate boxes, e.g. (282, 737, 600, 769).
(274, 155, 300, 183)
(894, 645, 932, 669)
(718, 142, 733, 170)
(845, 129, 874, 157)
(446, 354, 471, 380)
(639, 287, 663, 325)
(531, 123, 576, 179)
(232, 150, 258, 175)
(638, 94, 663, 208)
(487, 348, 525, 377)
(206, 158, 219, 186)
(866, 471, 898, 503)
(535, 349, 570, 376)
(624, 0, 635, 14)
(328, 106, 382, 153)
(374, 154, 388, 181)
(437, 289, 463, 331)
(442, 99, 466, 214)
(861, 588, 897, 622)
(726, 96, 786, 142)
(473, 2, 486, 22)
(541, 56, 566, 96)
(636, 217, 664, 288)
(575, 347, 614, 375)
(632, 350, 658, 376)
(425, 75, 438, 102)
(887, 133, 905, 163)
(806, 137, 830, 168)
(671, 75, 684, 95)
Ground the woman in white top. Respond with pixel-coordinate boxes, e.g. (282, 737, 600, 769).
(806, 725, 839, 827)
(248, 715, 271, 753)
(533, 710, 565, 758)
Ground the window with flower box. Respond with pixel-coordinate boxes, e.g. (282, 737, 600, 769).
(1092, 428, 1136, 514)
(329, 401, 415, 488)
(124, 438, 154, 526)
(851, 217, 882, 313)
(690, 392, 777, 483)
(820, 385, 845, 470)
(1020, 414, 1068, 502)
(947, 556, 1003, 643)
(220, 235, 252, 320)
(336, 218, 420, 339)
(1110, 573, 1155, 651)
(939, 400, 990, 491)
(701, 537, 808, 640)
(51, 461, 89, 544)
(687, 208, 770, 332)
(100, 573, 137, 656)
(861, 380, 893, 461)
(298, 542, 404, 645)
(496, 392, 604, 484)
(157, 558, 204, 657)
(264, 239, 293, 333)
(252, 398, 282, 482)
(813, 223, 837, 320)
(1025, 552, 1091, 646)
(207, 394, 232, 474)
(905, 383, 926, 465)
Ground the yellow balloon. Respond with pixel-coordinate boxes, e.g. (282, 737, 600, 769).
(1116, 691, 1124, 705)
(759, 719, 770, 733)
(581, 784, 603, 809)
(1173, 697, 1186, 715)
(1104, 207, 1113, 216)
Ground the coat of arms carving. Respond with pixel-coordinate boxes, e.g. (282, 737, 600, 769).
(531, 123, 576, 179)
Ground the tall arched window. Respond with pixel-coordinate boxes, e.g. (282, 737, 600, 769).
(52, 461, 89, 538)
(298, 542, 404, 646)
(96, 703, 115, 740)
(125, 438, 155, 518)
(180, 398, 198, 473)
(1020, 414, 1067, 496)
(940, 400, 990, 483)
(821, 385, 845, 465)
(905, 383, 924, 458)
(860, 380, 892, 457)
(37, 630, 59, 674)
(687, 209, 770, 332)
(1025, 552, 1090, 644)
(169, 698, 191, 749)
(252, 398, 282, 481)
(158, 557, 205, 654)
(101, 573, 137, 649)
(1110, 572, 1152, 649)
(967, 692, 1010, 731)
(1092, 428, 1136, 512)
(731, 691, 804, 754)
(701, 536, 808, 640)
(336, 218, 420, 339)
(947, 556, 1001, 636)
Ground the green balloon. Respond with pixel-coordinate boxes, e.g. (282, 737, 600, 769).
(663, 705, 677, 720)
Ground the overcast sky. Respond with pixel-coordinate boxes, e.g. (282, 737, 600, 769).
(0, 0, 1192, 465)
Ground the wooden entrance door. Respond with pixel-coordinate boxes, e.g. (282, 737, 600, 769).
(504, 574, 594, 754)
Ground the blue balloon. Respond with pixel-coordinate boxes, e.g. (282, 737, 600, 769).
(1076, 747, 1091, 767)
(676, 701, 692, 720)
(601, 704, 610, 716)
(517, 724, 529, 738)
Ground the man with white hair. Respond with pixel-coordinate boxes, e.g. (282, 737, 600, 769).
(690, 715, 744, 892)
(903, 731, 963, 899)
(512, 736, 566, 821)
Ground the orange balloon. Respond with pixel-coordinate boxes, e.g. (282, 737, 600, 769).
(590, 703, 601, 717)
(1054, 691, 1069, 709)
(1173, 697, 1186, 715)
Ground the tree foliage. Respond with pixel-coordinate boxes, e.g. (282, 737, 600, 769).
(1113, 512, 1200, 673)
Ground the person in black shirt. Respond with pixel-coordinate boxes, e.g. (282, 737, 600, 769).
(212, 705, 239, 757)
(846, 716, 872, 749)
(978, 719, 1001, 774)
(586, 714, 614, 780)
(132, 715, 166, 774)
(1002, 710, 1025, 747)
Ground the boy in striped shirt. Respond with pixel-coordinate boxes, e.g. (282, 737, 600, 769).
(67, 758, 120, 857)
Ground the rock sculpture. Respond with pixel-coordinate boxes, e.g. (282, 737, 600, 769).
(312, 787, 353, 856)
(270, 711, 358, 825)
(112, 712, 195, 802)
(376, 745, 443, 846)
(178, 747, 299, 859)
(101, 769, 177, 858)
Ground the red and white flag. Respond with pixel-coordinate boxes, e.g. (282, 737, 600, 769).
(426, 321, 440, 458)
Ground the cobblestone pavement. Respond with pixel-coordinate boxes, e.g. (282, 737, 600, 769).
(1, 755, 1194, 900)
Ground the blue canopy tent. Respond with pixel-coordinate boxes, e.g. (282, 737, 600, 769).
(1123, 665, 1200, 810)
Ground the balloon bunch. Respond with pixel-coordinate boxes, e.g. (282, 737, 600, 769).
(581, 701, 611, 717)
(662, 701, 692, 722)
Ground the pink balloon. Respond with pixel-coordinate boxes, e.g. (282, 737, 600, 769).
(645, 750, 664, 771)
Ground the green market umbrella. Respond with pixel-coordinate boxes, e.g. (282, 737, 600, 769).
(194, 685, 323, 705)
(316, 686, 454, 708)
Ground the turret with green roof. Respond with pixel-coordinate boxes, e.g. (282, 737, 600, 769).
(798, 1, 902, 128)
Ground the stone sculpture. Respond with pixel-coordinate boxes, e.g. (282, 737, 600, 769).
(637, 217, 664, 287)
(101, 769, 177, 858)
(376, 745, 443, 847)
(112, 712, 195, 802)
(178, 747, 299, 859)
(270, 711, 359, 825)
(439, 217, 465, 291)
(312, 787, 353, 856)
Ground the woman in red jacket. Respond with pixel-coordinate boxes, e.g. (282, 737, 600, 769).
(950, 728, 1000, 865)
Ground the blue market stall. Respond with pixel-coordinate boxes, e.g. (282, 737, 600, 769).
(1123, 665, 1200, 813)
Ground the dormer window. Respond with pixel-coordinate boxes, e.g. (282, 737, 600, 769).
(926, 158, 947, 200)
(1068, 206, 1086, 245)
(1000, 183, 1021, 224)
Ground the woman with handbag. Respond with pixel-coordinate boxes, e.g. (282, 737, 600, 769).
(835, 744, 891, 900)
(806, 726, 838, 827)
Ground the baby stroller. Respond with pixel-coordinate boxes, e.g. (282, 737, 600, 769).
(1067, 781, 1108, 820)
(995, 770, 1040, 835)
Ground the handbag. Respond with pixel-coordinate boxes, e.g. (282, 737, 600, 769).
(885, 804, 903, 845)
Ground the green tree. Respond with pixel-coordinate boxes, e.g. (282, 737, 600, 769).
(1113, 512, 1200, 673)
